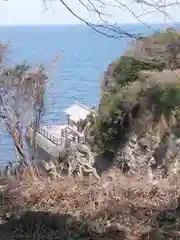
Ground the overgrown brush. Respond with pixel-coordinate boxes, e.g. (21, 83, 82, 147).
(87, 31, 180, 155)
(0, 167, 180, 239)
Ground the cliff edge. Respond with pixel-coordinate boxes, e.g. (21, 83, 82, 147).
(88, 29, 180, 176)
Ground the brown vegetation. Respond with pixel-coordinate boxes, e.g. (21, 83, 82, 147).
(1, 31, 180, 239)
(0, 168, 179, 239)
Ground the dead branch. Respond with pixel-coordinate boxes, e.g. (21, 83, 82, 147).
(42, 0, 180, 38)
(0, 45, 47, 171)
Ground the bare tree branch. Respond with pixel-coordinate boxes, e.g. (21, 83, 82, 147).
(41, 0, 180, 38)
(0, 49, 47, 169)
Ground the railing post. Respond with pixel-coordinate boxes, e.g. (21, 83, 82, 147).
(36, 126, 63, 145)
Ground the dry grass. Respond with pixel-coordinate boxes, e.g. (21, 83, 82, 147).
(0, 167, 179, 239)
(125, 30, 180, 62)
(124, 69, 180, 100)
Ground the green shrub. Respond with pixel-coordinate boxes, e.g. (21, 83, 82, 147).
(89, 90, 140, 153)
(114, 56, 165, 86)
(142, 85, 180, 119)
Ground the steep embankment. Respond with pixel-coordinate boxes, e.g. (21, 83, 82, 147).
(88, 29, 180, 174)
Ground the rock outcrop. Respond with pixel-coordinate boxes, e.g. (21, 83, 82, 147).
(116, 129, 180, 177)
(88, 30, 180, 178)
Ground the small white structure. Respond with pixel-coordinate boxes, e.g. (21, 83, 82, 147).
(63, 102, 91, 132)
(29, 102, 94, 157)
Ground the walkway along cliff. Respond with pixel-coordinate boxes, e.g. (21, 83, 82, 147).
(28, 102, 91, 158)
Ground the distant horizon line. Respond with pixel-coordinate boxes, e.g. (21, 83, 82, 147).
(0, 22, 176, 27)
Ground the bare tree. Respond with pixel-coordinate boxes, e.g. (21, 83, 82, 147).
(41, 0, 180, 38)
(0, 46, 47, 171)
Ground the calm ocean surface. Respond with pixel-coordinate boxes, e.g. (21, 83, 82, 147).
(0, 24, 164, 165)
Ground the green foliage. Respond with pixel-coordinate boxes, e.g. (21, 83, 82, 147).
(89, 57, 145, 153)
(148, 85, 180, 118)
(90, 93, 140, 153)
(89, 32, 180, 154)
(89, 97, 128, 153)
(38, 64, 45, 72)
(114, 56, 165, 86)
(4, 61, 29, 78)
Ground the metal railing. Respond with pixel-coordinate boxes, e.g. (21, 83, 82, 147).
(38, 128, 62, 145)
(61, 126, 86, 144)
(30, 122, 86, 146)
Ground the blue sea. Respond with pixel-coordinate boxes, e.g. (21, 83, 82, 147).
(0, 24, 165, 165)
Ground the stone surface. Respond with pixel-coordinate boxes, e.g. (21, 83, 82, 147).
(116, 128, 180, 177)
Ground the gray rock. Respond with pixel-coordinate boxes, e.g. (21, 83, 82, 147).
(116, 127, 180, 178)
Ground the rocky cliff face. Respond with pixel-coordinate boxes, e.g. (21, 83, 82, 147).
(89, 30, 180, 178)
(116, 128, 180, 177)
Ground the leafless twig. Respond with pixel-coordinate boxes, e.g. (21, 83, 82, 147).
(42, 0, 180, 38)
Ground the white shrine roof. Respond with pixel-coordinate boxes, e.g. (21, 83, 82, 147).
(63, 102, 91, 123)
